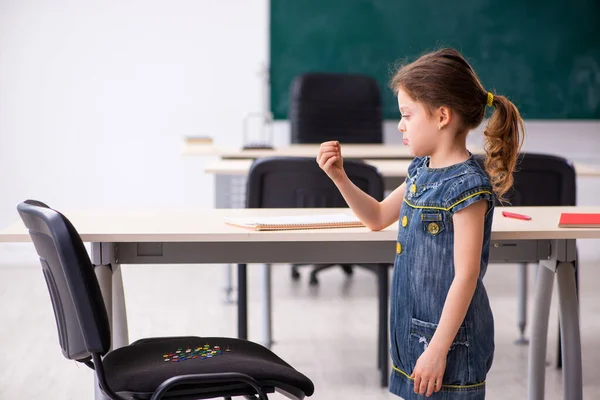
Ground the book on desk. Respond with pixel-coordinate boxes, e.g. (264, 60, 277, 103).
(225, 213, 364, 231)
(558, 213, 600, 228)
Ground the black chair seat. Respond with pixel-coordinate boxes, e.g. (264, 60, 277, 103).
(103, 336, 314, 398)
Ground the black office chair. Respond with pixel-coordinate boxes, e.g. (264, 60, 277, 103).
(288, 73, 383, 283)
(475, 153, 576, 207)
(17, 200, 314, 400)
(239, 157, 390, 384)
(245, 156, 384, 285)
(289, 72, 383, 144)
(475, 153, 577, 358)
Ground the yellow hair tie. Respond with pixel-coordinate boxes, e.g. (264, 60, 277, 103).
(486, 92, 494, 107)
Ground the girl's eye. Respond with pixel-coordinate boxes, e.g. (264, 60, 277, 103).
(402, 115, 410, 120)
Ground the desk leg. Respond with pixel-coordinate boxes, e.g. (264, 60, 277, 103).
(94, 264, 113, 400)
(515, 262, 529, 345)
(557, 250, 579, 369)
(217, 174, 246, 304)
(111, 264, 129, 349)
(238, 264, 248, 339)
(528, 262, 554, 400)
(261, 264, 273, 348)
(377, 264, 389, 388)
(556, 261, 582, 400)
(216, 174, 234, 304)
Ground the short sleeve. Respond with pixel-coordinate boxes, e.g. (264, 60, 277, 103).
(444, 173, 494, 215)
(405, 157, 426, 182)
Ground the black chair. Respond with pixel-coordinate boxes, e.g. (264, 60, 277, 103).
(475, 153, 576, 208)
(17, 200, 314, 400)
(246, 156, 384, 285)
(289, 73, 383, 283)
(236, 157, 390, 387)
(289, 72, 382, 145)
(475, 153, 577, 360)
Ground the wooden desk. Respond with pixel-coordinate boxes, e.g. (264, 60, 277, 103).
(2, 207, 597, 399)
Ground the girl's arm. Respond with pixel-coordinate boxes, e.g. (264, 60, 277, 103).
(333, 177, 406, 231)
(411, 199, 488, 396)
(431, 199, 487, 349)
(317, 141, 406, 231)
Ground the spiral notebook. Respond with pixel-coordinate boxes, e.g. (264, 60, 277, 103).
(225, 213, 364, 231)
(558, 213, 600, 228)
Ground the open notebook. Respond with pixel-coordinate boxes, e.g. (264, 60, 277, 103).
(558, 213, 600, 228)
(225, 213, 364, 231)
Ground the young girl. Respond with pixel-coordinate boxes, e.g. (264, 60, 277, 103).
(317, 48, 524, 399)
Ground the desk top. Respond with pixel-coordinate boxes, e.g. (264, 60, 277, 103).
(204, 159, 600, 178)
(184, 143, 484, 160)
(2, 207, 600, 243)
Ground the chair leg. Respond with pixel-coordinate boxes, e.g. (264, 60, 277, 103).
(308, 266, 329, 285)
(309, 264, 353, 285)
(291, 265, 301, 280)
(515, 263, 529, 345)
(341, 264, 354, 276)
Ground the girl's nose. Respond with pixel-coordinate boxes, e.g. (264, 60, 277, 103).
(398, 120, 405, 133)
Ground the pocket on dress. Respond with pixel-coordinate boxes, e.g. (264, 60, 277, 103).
(421, 211, 445, 236)
(409, 318, 472, 387)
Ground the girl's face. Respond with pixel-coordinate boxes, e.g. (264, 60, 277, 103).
(396, 88, 440, 157)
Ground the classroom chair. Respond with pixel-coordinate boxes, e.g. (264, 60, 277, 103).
(288, 72, 383, 283)
(475, 153, 577, 359)
(238, 157, 390, 384)
(245, 156, 385, 286)
(17, 200, 314, 400)
(289, 72, 383, 144)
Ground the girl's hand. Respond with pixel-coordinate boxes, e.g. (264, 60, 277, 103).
(317, 141, 345, 182)
(411, 347, 447, 397)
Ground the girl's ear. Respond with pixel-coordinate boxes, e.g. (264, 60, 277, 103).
(437, 106, 452, 129)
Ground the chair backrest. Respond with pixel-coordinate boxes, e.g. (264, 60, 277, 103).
(474, 153, 576, 206)
(17, 200, 111, 361)
(246, 157, 384, 208)
(289, 73, 383, 144)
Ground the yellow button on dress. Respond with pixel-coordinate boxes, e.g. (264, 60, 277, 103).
(427, 222, 440, 235)
(396, 242, 402, 254)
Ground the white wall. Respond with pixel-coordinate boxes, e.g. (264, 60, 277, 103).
(1, 0, 599, 266)
(0, 0, 268, 223)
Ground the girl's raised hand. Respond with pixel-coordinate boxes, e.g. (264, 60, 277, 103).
(317, 141, 345, 182)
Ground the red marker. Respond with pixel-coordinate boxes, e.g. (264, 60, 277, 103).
(502, 211, 532, 221)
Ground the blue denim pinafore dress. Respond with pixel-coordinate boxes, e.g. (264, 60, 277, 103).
(389, 155, 495, 399)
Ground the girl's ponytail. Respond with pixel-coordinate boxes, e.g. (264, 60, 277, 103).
(483, 93, 525, 203)
(389, 48, 525, 202)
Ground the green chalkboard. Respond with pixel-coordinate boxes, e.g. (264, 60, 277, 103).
(270, 0, 600, 120)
